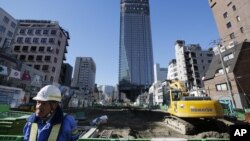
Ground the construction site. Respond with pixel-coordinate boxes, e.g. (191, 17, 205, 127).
(72, 107, 232, 139)
(1, 80, 250, 141)
(1, 104, 249, 141)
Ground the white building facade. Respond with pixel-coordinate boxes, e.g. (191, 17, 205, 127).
(167, 59, 178, 80)
(174, 40, 214, 90)
(72, 57, 96, 93)
(10, 20, 69, 84)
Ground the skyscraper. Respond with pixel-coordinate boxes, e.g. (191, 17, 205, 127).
(119, 0, 154, 101)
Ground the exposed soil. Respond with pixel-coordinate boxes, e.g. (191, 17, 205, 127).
(68, 107, 230, 139)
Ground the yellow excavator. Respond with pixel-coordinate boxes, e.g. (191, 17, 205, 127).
(163, 79, 224, 134)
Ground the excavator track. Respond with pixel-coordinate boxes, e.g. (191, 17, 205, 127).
(164, 116, 194, 135)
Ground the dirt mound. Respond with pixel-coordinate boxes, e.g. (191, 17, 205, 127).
(70, 108, 230, 139)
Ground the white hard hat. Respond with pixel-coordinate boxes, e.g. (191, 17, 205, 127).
(33, 85, 61, 102)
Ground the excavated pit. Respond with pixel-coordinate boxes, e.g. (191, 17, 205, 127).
(67, 107, 231, 139)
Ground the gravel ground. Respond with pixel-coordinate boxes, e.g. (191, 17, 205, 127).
(69, 108, 230, 139)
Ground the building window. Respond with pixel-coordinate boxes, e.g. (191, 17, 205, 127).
(36, 55, 43, 61)
(49, 38, 55, 44)
(207, 53, 213, 57)
(42, 65, 49, 71)
(0, 25, 6, 33)
(7, 31, 13, 37)
(227, 2, 232, 6)
(47, 46, 53, 53)
(50, 76, 54, 82)
(11, 22, 16, 28)
(41, 38, 47, 44)
(57, 40, 61, 46)
(236, 16, 240, 22)
(223, 12, 228, 18)
(28, 55, 34, 61)
(25, 37, 31, 43)
(230, 33, 235, 39)
(52, 67, 55, 72)
(223, 53, 234, 61)
(56, 49, 59, 54)
(31, 46, 37, 52)
(44, 56, 51, 62)
(240, 27, 244, 33)
(34, 65, 40, 70)
(216, 83, 228, 91)
(3, 16, 9, 24)
(232, 5, 236, 11)
(19, 29, 25, 34)
(38, 46, 45, 52)
(54, 57, 57, 63)
(17, 37, 23, 43)
(27, 29, 33, 35)
(43, 29, 49, 35)
(226, 22, 232, 28)
(22, 46, 28, 52)
(19, 55, 26, 61)
(33, 38, 39, 43)
(51, 30, 57, 35)
(35, 29, 41, 35)
(14, 46, 21, 52)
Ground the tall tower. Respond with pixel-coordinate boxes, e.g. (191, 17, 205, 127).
(118, 0, 154, 101)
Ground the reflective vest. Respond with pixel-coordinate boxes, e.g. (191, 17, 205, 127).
(29, 123, 61, 141)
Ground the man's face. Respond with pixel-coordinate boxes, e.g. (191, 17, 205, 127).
(35, 100, 53, 119)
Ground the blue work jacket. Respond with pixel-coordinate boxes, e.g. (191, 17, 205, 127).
(23, 107, 79, 141)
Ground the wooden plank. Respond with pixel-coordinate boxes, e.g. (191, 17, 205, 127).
(80, 127, 97, 138)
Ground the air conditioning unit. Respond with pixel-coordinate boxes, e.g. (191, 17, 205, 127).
(220, 45, 226, 52)
(228, 41, 236, 48)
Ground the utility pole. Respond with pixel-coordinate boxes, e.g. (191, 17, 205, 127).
(216, 41, 237, 109)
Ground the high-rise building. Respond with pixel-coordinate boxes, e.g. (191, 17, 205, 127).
(0, 8, 17, 50)
(71, 57, 96, 92)
(153, 63, 167, 83)
(119, 0, 154, 101)
(208, 0, 250, 45)
(11, 20, 69, 84)
(174, 40, 213, 90)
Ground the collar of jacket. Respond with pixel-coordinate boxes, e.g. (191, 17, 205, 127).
(27, 106, 64, 124)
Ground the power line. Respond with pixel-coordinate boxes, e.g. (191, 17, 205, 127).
(209, 39, 237, 109)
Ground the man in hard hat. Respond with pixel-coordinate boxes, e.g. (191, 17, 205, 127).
(23, 85, 79, 141)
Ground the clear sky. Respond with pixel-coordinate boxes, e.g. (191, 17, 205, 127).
(0, 0, 220, 86)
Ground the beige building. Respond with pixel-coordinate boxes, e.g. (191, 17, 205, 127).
(204, 42, 250, 109)
(208, 0, 250, 45)
(11, 20, 69, 84)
